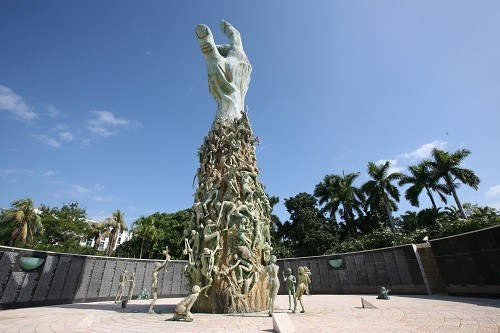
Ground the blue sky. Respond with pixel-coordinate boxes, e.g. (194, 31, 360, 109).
(1, 1, 499, 227)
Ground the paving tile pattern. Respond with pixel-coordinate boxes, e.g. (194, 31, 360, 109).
(0, 295, 499, 333)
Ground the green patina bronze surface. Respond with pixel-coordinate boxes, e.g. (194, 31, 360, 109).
(329, 259, 343, 268)
(19, 257, 45, 271)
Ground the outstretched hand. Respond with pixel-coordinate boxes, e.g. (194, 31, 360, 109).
(195, 20, 252, 121)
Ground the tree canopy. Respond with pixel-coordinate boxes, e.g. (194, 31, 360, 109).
(0, 198, 43, 247)
(115, 210, 190, 259)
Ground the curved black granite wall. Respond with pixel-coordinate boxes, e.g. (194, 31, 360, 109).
(0, 247, 188, 310)
(277, 243, 428, 295)
(0, 243, 429, 310)
(2, 226, 498, 309)
(430, 225, 500, 297)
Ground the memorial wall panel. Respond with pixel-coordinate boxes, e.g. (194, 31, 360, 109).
(98, 260, 117, 299)
(125, 261, 138, 298)
(364, 253, 379, 287)
(32, 255, 59, 302)
(61, 256, 84, 301)
(431, 226, 500, 296)
(16, 272, 39, 303)
(0, 251, 17, 300)
(86, 258, 106, 300)
(171, 261, 183, 295)
(143, 262, 154, 294)
(317, 259, 330, 293)
(328, 267, 340, 292)
(74, 258, 95, 301)
(0, 272, 25, 304)
(346, 256, 359, 291)
(136, 262, 148, 293)
(354, 254, 368, 287)
(337, 269, 351, 293)
(47, 255, 72, 301)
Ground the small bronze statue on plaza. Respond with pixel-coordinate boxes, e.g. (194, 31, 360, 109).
(293, 266, 311, 313)
(168, 284, 210, 322)
(304, 266, 312, 295)
(283, 267, 296, 311)
(377, 286, 390, 300)
(265, 255, 280, 317)
(115, 269, 127, 304)
(127, 271, 136, 302)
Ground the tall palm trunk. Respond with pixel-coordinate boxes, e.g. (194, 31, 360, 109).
(92, 235, 101, 252)
(342, 205, 353, 237)
(424, 186, 438, 210)
(382, 196, 396, 232)
(107, 229, 118, 256)
(139, 237, 144, 259)
(445, 176, 467, 219)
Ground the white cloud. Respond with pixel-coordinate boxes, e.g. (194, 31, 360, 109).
(93, 183, 105, 191)
(92, 195, 114, 203)
(0, 85, 38, 121)
(0, 168, 33, 176)
(86, 110, 141, 137)
(87, 125, 114, 137)
(0, 168, 34, 184)
(59, 131, 74, 141)
(399, 140, 448, 161)
(55, 123, 69, 131)
(45, 104, 61, 117)
(485, 185, 500, 199)
(72, 185, 92, 195)
(66, 184, 114, 203)
(33, 134, 61, 148)
(90, 110, 129, 126)
(43, 170, 56, 177)
(375, 159, 404, 174)
(488, 202, 500, 210)
(90, 210, 111, 222)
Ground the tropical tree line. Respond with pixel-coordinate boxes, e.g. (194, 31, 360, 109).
(0, 200, 128, 256)
(271, 148, 493, 257)
(114, 210, 189, 260)
(1, 148, 498, 259)
(0, 197, 189, 259)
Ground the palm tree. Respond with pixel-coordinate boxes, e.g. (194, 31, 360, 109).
(361, 161, 402, 233)
(399, 160, 449, 209)
(89, 220, 111, 253)
(314, 172, 364, 237)
(132, 215, 160, 259)
(0, 198, 43, 247)
(428, 148, 480, 219)
(106, 210, 127, 256)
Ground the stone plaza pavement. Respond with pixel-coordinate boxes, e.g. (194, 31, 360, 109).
(0, 294, 499, 333)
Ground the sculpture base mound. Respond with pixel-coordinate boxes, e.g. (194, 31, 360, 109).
(192, 274, 268, 314)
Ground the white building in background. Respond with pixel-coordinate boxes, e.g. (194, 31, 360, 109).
(81, 219, 132, 252)
(95, 230, 131, 252)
